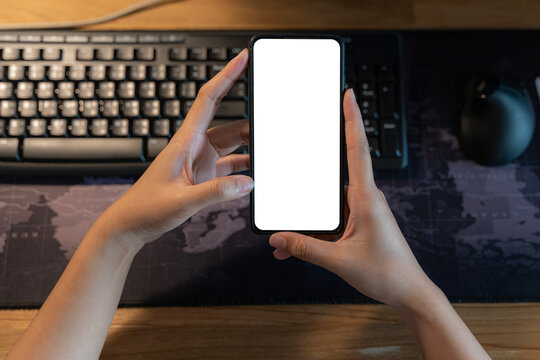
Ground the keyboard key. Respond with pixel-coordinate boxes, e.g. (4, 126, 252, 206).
(227, 48, 242, 59)
(91, 34, 114, 43)
(381, 120, 400, 157)
(39, 100, 57, 117)
(173, 119, 183, 132)
(118, 82, 136, 98)
(96, 47, 114, 61)
(208, 64, 225, 78)
(358, 64, 375, 81)
(0, 138, 19, 159)
(132, 119, 149, 136)
(23, 138, 143, 160)
(149, 65, 166, 81)
(139, 34, 161, 43)
(66, 35, 88, 43)
(0, 83, 13, 98)
(112, 119, 129, 136)
(77, 48, 94, 60)
(159, 82, 175, 99)
(359, 81, 376, 98)
(208, 47, 227, 60)
(115, 34, 137, 43)
(8, 119, 26, 136)
(77, 82, 95, 99)
(129, 65, 146, 80)
(163, 100, 180, 117)
(215, 101, 246, 118)
(102, 100, 119, 117)
(122, 100, 139, 117)
(108, 65, 126, 81)
(57, 82, 74, 99)
(2, 47, 20, 60)
(37, 82, 54, 98)
(28, 119, 47, 136)
(188, 65, 206, 81)
(49, 119, 67, 136)
(22, 47, 40, 61)
(70, 119, 88, 136)
(48, 65, 65, 81)
(19, 100, 37, 117)
(188, 47, 206, 60)
(168, 65, 186, 80)
(135, 47, 155, 61)
(160, 34, 185, 43)
(379, 64, 395, 81)
(380, 83, 397, 118)
(19, 35, 41, 42)
(147, 138, 168, 159)
(91, 119, 108, 136)
(169, 47, 187, 61)
(153, 119, 170, 136)
(142, 100, 160, 117)
(42, 48, 62, 61)
(367, 136, 381, 158)
(8, 65, 24, 80)
(68, 64, 86, 81)
(61, 100, 78, 117)
(97, 82, 115, 99)
(138, 82, 155, 98)
(116, 47, 134, 61)
(360, 100, 377, 118)
(88, 65, 106, 81)
(226, 82, 246, 99)
(364, 118, 379, 136)
(180, 82, 197, 98)
(28, 65, 45, 80)
(182, 100, 194, 116)
(0, 100, 16, 117)
(82, 100, 99, 117)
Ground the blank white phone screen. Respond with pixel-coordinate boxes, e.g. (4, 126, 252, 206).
(253, 38, 341, 231)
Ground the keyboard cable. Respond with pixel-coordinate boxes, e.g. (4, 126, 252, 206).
(0, 0, 184, 30)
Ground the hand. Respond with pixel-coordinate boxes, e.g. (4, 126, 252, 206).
(94, 49, 253, 248)
(269, 89, 434, 309)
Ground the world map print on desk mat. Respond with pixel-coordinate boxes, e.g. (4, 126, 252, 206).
(1, 31, 540, 306)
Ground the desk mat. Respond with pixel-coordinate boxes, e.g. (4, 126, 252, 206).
(1, 31, 540, 306)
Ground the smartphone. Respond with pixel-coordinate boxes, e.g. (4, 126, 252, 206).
(249, 35, 344, 234)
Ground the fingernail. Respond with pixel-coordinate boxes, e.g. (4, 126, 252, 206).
(233, 48, 248, 61)
(269, 235, 287, 250)
(236, 176, 254, 194)
(348, 88, 355, 97)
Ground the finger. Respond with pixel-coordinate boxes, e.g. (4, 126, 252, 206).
(208, 119, 249, 156)
(269, 232, 337, 270)
(185, 175, 253, 211)
(181, 49, 248, 135)
(343, 88, 376, 189)
(273, 249, 292, 260)
(215, 154, 250, 177)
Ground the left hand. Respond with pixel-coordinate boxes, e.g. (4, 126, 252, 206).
(94, 49, 253, 247)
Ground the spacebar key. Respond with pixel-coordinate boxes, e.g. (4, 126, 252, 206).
(23, 138, 143, 161)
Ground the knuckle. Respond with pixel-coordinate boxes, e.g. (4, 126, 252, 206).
(208, 180, 225, 198)
(293, 238, 312, 261)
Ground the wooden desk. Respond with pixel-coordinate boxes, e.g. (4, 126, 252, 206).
(1, 0, 540, 359)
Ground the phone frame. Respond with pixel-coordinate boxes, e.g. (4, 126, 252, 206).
(248, 34, 345, 235)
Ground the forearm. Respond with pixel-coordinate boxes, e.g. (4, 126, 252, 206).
(7, 218, 144, 360)
(395, 280, 491, 360)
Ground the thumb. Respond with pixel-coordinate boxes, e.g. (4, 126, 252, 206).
(188, 175, 253, 211)
(269, 232, 337, 270)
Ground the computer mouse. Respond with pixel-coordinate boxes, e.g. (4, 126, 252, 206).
(458, 74, 536, 165)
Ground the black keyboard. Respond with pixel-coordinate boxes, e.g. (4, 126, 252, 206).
(0, 31, 406, 176)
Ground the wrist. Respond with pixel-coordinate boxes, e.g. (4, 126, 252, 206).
(89, 213, 146, 258)
(392, 275, 450, 325)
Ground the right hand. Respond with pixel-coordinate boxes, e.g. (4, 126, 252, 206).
(269, 88, 436, 309)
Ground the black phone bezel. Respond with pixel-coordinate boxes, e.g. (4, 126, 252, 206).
(248, 34, 345, 235)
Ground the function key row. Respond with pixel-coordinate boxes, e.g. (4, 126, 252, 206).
(0, 47, 62, 61)
(72, 47, 242, 61)
(0, 33, 187, 44)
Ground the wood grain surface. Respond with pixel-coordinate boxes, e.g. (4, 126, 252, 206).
(0, 0, 539, 359)
(0, 0, 538, 30)
(1, 304, 540, 359)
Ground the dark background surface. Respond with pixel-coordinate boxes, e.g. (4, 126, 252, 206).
(0, 31, 539, 307)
